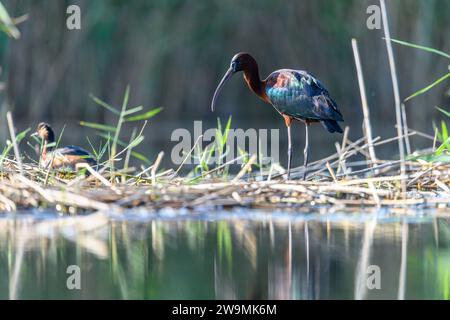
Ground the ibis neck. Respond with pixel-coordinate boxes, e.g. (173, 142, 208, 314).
(40, 127, 55, 154)
(44, 139, 55, 152)
(41, 138, 55, 163)
(243, 65, 268, 103)
(40, 142, 48, 165)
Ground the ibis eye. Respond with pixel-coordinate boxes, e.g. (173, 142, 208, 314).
(231, 61, 237, 71)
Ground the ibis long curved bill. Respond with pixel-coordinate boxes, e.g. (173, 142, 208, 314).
(211, 67, 234, 112)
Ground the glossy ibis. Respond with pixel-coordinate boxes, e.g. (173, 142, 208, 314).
(211, 53, 343, 180)
(32, 122, 97, 170)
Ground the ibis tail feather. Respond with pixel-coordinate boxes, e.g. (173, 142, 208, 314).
(321, 120, 343, 133)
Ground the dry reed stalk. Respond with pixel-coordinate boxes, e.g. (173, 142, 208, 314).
(171, 134, 203, 179)
(337, 175, 407, 186)
(47, 189, 114, 211)
(315, 185, 392, 197)
(16, 174, 55, 203)
(276, 136, 367, 179)
(368, 181, 381, 208)
(0, 127, 449, 213)
(407, 166, 435, 187)
(336, 126, 349, 175)
(351, 39, 377, 165)
(0, 193, 16, 211)
(151, 151, 164, 185)
(232, 154, 257, 182)
(231, 191, 243, 204)
(401, 103, 411, 155)
(76, 162, 122, 195)
(285, 136, 370, 180)
(435, 178, 450, 194)
(380, 0, 406, 195)
(326, 162, 338, 182)
(433, 128, 438, 151)
(6, 112, 23, 175)
(310, 138, 380, 179)
(189, 154, 246, 182)
(136, 164, 154, 179)
(337, 160, 400, 178)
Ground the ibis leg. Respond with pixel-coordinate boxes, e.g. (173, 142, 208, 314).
(287, 124, 292, 180)
(303, 123, 310, 180)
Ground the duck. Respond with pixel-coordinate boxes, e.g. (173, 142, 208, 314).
(32, 122, 97, 170)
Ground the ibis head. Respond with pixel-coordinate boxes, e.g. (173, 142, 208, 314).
(33, 122, 55, 143)
(211, 53, 256, 112)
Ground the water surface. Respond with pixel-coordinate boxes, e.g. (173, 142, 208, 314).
(0, 209, 449, 299)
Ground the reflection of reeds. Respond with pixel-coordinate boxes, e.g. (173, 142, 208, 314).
(397, 220, 409, 300)
(9, 223, 27, 300)
(5, 211, 110, 299)
(354, 216, 377, 300)
(304, 220, 310, 290)
(2, 216, 448, 299)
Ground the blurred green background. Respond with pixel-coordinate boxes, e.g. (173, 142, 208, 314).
(0, 0, 449, 168)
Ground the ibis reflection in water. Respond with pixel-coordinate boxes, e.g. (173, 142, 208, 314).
(32, 122, 97, 170)
(211, 53, 344, 179)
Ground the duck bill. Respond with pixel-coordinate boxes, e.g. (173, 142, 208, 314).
(211, 68, 234, 112)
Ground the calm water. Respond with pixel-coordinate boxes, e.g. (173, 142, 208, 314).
(0, 208, 449, 299)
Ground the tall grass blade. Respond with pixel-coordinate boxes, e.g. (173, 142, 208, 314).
(89, 94, 120, 115)
(405, 72, 450, 101)
(124, 107, 162, 121)
(388, 38, 450, 60)
(80, 121, 117, 133)
(111, 86, 130, 172)
(436, 106, 450, 118)
(123, 106, 144, 116)
(97, 132, 150, 164)
(435, 137, 450, 155)
(0, 2, 20, 39)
